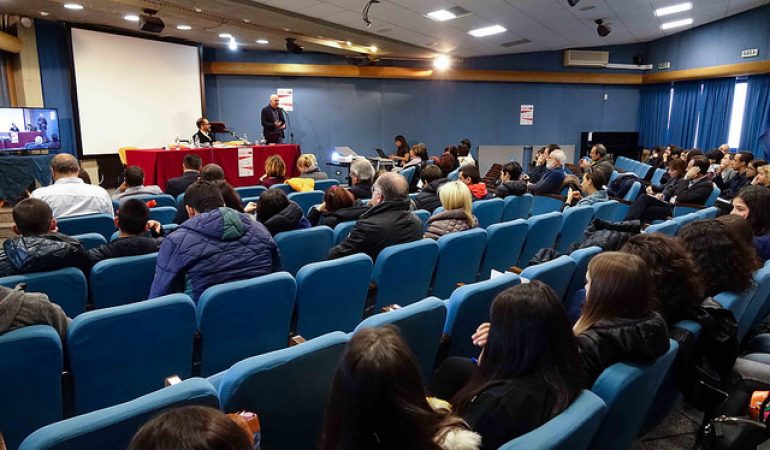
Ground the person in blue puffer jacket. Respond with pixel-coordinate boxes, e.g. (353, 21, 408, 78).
(149, 181, 280, 302)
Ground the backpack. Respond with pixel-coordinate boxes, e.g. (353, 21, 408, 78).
(607, 173, 640, 199)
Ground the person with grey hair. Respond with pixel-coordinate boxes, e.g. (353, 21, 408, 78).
(528, 149, 566, 195)
(260, 94, 287, 144)
(329, 172, 421, 261)
(31, 153, 113, 218)
(348, 158, 376, 200)
(579, 143, 614, 181)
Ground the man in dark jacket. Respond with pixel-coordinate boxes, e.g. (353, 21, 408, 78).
(579, 144, 614, 181)
(494, 161, 528, 198)
(149, 181, 280, 301)
(529, 149, 566, 195)
(347, 158, 375, 200)
(261, 94, 287, 144)
(0, 285, 70, 340)
(716, 151, 753, 200)
(87, 199, 163, 266)
(164, 154, 202, 199)
(0, 198, 88, 277)
(414, 165, 447, 212)
(329, 172, 422, 261)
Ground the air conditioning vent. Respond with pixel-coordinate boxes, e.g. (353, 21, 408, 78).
(563, 49, 609, 67)
(446, 6, 472, 17)
(501, 38, 531, 48)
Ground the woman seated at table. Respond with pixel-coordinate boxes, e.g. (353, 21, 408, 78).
(259, 155, 287, 188)
(297, 153, 328, 180)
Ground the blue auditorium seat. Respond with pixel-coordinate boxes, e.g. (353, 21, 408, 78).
(413, 209, 431, 230)
(0, 267, 88, 317)
(472, 198, 504, 228)
(175, 193, 185, 208)
(431, 228, 487, 299)
(478, 219, 528, 280)
(400, 166, 416, 184)
(333, 220, 356, 245)
(517, 211, 561, 268)
(67, 294, 196, 414)
(531, 195, 563, 216)
(715, 286, 758, 323)
(148, 206, 177, 225)
(623, 181, 642, 202)
(287, 190, 324, 215)
(128, 194, 177, 207)
(56, 214, 116, 240)
(591, 200, 620, 222)
(215, 331, 348, 450)
(520, 255, 577, 301)
(650, 168, 666, 186)
(644, 220, 677, 236)
(742, 264, 770, 339)
(673, 212, 701, 232)
(313, 179, 339, 192)
(565, 246, 602, 303)
(447, 167, 460, 181)
(274, 226, 333, 275)
(90, 253, 158, 308)
(234, 185, 266, 199)
(269, 183, 295, 193)
(294, 254, 373, 339)
(72, 232, 107, 251)
(555, 206, 593, 254)
(694, 206, 719, 220)
(501, 193, 533, 221)
(370, 239, 439, 311)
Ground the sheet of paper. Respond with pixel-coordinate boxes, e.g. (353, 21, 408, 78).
(520, 104, 534, 126)
(277, 88, 293, 112)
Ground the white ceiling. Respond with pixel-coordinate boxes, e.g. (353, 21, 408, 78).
(2, 0, 768, 59)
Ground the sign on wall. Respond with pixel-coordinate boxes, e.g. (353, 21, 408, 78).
(520, 104, 534, 126)
(238, 147, 254, 177)
(277, 88, 294, 111)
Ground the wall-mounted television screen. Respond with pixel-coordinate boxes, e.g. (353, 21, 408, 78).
(0, 107, 61, 151)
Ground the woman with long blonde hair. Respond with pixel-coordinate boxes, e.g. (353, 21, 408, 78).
(425, 181, 478, 240)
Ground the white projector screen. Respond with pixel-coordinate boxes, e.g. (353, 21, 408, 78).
(71, 28, 202, 156)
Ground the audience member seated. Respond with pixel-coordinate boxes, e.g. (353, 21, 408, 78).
(87, 199, 163, 266)
(307, 186, 368, 228)
(678, 219, 759, 298)
(714, 153, 736, 185)
(200, 163, 225, 182)
(732, 185, 770, 261)
(329, 172, 421, 261)
(528, 144, 560, 183)
(414, 165, 448, 212)
(716, 151, 754, 200)
(457, 141, 475, 168)
(0, 285, 70, 340)
(297, 153, 328, 180)
(129, 406, 253, 450)
(175, 165, 245, 224)
(78, 167, 92, 184)
(425, 181, 478, 240)
(0, 198, 88, 277)
(320, 326, 481, 450)
(31, 154, 113, 218)
(717, 215, 760, 264)
(752, 164, 770, 188)
(112, 166, 162, 203)
(573, 252, 670, 385)
(493, 162, 527, 198)
(165, 153, 202, 199)
(149, 181, 279, 301)
(458, 166, 489, 201)
(706, 149, 724, 174)
(399, 143, 428, 192)
(437, 146, 459, 177)
(259, 155, 287, 188)
(565, 171, 608, 208)
(624, 157, 712, 223)
(646, 146, 665, 168)
(430, 282, 583, 449)
(648, 159, 686, 197)
(254, 189, 311, 236)
(620, 234, 704, 325)
(348, 158, 375, 200)
(579, 144, 614, 181)
(528, 149, 566, 196)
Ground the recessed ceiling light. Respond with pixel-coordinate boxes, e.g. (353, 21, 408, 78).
(124, 14, 140, 22)
(660, 17, 693, 30)
(176, 25, 192, 30)
(256, 39, 269, 45)
(228, 39, 238, 51)
(219, 33, 232, 39)
(655, 2, 693, 17)
(63, 3, 84, 10)
(39, 11, 50, 16)
(433, 55, 451, 70)
(426, 10, 457, 22)
(194, 7, 202, 13)
(468, 25, 506, 37)
(346, 41, 352, 46)
(370, 45, 378, 53)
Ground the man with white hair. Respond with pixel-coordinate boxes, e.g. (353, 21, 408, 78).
(260, 94, 287, 144)
(528, 149, 566, 195)
(348, 158, 375, 200)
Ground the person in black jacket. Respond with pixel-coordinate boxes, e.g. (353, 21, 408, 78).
(164, 153, 202, 199)
(573, 252, 670, 386)
(260, 94, 286, 144)
(347, 158, 375, 200)
(716, 151, 754, 200)
(192, 117, 216, 146)
(414, 165, 447, 213)
(255, 189, 310, 236)
(329, 173, 421, 261)
(494, 162, 527, 198)
(0, 198, 88, 277)
(307, 186, 368, 228)
(87, 199, 163, 266)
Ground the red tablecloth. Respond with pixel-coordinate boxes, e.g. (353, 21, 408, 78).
(125, 145, 300, 190)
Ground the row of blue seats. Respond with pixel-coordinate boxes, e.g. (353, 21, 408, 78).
(615, 156, 654, 180)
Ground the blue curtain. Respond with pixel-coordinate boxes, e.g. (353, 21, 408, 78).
(668, 81, 701, 149)
(696, 78, 734, 150)
(740, 75, 770, 159)
(637, 83, 672, 148)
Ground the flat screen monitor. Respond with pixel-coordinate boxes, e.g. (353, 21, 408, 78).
(0, 107, 61, 151)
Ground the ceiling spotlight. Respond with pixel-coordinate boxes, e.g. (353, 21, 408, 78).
(243, 18, 251, 23)
(228, 38, 238, 51)
(256, 39, 269, 45)
(176, 25, 191, 30)
(124, 14, 140, 22)
(285, 38, 304, 54)
(595, 19, 611, 37)
(40, 11, 50, 16)
(194, 7, 202, 13)
(63, 4, 84, 10)
(567, 0, 580, 6)
(433, 55, 451, 70)
(346, 41, 352, 46)
(370, 45, 378, 53)
(219, 33, 232, 39)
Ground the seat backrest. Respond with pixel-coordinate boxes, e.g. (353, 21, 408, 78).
(371, 239, 439, 311)
(520, 255, 577, 300)
(517, 211, 562, 268)
(56, 214, 117, 240)
(472, 198, 505, 228)
(0, 267, 88, 317)
(591, 200, 619, 222)
(673, 212, 701, 231)
(715, 285, 758, 324)
(706, 184, 721, 206)
(745, 265, 770, 338)
(175, 193, 185, 208)
(566, 246, 602, 302)
(413, 209, 431, 230)
(500, 390, 607, 450)
(502, 193, 533, 221)
(478, 219, 528, 280)
(19, 378, 218, 450)
(531, 195, 563, 216)
(67, 294, 196, 414)
(333, 220, 356, 245)
(129, 194, 177, 208)
(148, 206, 177, 225)
(555, 206, 594, 254)
(269, 183, 294, 193)
(651, 168, 666, 185)
(444, 273, 521, 357)
(400, 166, 416, 184)
(72, 233, 108, 251)
(355, 298, 446, 380)
(447, 167, 460, 181)
(287, 190, 324, 215)
(90, 253, 158, 309)
(431, 228, 488, 299)
(695, 206, 719, 220)
(234, 185, 266, 199)
(590, 340, 679, 450)
(274, 226, 334, 276)
(644, 220, 677, 236)
(197, 272, 296, 376)
(217, 331, 348, 450)
(294, 254, 373, 339)
(623, 181, 642, 202)
(0, 326, 62, 450)
(314, 179, 340, 192)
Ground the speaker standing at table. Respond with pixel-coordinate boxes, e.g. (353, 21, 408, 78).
(260, 94, 287, 144)
(192, 117, 216, 147)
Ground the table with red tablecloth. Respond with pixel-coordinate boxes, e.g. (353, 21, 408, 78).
(125, 145, 300, 190)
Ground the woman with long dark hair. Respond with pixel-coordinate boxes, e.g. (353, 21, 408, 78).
(320, 326, 480, 450)
(391, 135, 410, 165)
(732, 185, 770, 261)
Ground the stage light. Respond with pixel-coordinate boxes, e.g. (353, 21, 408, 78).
(433, 55, 451, 70)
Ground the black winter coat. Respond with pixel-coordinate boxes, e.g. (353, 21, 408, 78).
(0, 232, 88, 277)
(260, 201, 311, 237)
(569, 219, 641, 253)
(671, 177, 714, 205)
(87, 236, 162, 266)
(348, 181, 373, 200)
(494, 180, 528, 198)
(414, 178, 448, 212)
(307, 205, 369, 228)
